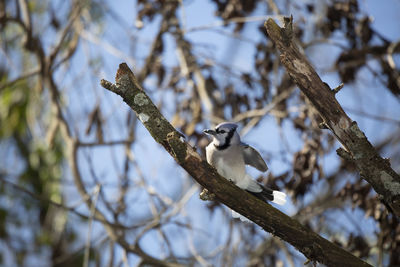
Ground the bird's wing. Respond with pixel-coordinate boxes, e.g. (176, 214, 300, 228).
(241, 143, 268, 172)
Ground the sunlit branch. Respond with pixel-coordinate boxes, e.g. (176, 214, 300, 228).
(265, 17, 400, 217)
(101, 62, 371, 267)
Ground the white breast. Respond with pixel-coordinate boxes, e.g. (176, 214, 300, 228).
(206, 144, 246, 185)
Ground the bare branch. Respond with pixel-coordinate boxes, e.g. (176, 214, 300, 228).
(265, 17, 400, 217)
(101, 63, 371, 267)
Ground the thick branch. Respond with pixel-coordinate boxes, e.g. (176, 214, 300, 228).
(100, 63, 371, 267)
(265, 17, 400, 217)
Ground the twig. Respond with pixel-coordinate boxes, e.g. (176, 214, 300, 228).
(233, 87, 295, 123)
(83, 184, 101, 267)
(0, 177, 123, 228)
(387, 41, 400, 70)
(175, 35, 214, 115)
(344, 106, 400, 125)
(237, 87, 295, 136)
(0, 67, 40, 91)
(77, 139, 135, 147)
(332, 83, 344, 94)
(79, 29, 136, 67)
(185, 15, 285, 33)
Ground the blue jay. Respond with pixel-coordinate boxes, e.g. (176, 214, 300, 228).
(203, 122, 286, 217)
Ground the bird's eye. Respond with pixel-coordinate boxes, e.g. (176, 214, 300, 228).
(219, 130, 226, 133)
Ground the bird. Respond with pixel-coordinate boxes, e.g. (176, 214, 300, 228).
(203, 122, 286, 219)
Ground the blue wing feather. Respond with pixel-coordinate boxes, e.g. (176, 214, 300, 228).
(241, 142, 268, 172)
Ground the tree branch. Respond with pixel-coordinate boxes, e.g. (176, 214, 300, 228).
(264, 17, 400, 217)
(100, 63, 371, 267)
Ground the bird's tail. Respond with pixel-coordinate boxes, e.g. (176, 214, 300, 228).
(248, 185, 287, 206)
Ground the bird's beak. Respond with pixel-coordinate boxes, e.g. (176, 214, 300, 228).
(203, 129, 216, 136)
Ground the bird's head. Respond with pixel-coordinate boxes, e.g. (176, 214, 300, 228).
(203, 122, 240, 149)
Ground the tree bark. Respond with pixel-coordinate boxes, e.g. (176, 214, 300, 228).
(264, 17, 400, 217)
(100, 63, 371, 267)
